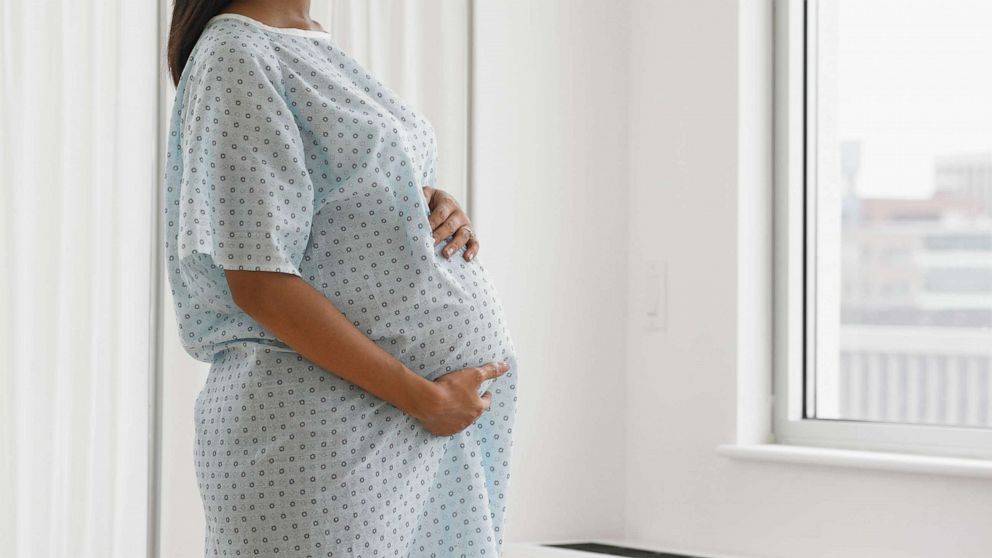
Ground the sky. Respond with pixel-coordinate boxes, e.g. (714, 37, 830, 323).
(825, 0, 992, 198)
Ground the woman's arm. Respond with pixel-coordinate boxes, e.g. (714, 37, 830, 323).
(225, 269, 440, 421)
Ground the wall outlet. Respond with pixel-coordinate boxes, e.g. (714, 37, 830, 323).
(645, 259, 667, 332)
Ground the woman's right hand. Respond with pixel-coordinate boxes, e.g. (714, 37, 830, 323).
(414, 361, 511, 436)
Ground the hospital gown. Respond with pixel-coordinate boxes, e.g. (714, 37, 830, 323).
(163, 12, 519, 557)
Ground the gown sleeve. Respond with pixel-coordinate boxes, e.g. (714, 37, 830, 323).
(176, 45, 314, 278)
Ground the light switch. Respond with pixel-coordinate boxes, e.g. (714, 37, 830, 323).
(645, 259, 667, 332)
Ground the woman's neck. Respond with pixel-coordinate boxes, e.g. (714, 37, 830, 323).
(220, 0, 321, 32)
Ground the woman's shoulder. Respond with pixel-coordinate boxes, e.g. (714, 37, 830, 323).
(185, 17, 284, 83)
(175, 20, 294, 126)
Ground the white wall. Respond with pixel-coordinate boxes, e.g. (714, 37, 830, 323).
(472, 0, 632, 544)
(625, 2, 992, 558)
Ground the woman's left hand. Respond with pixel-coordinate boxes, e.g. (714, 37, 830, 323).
(423, 185, 479, 261)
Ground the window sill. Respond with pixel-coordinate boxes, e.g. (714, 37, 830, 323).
(717, 443, 992, 479)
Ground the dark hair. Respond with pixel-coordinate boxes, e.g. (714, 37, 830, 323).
(167, 0, 233, 86)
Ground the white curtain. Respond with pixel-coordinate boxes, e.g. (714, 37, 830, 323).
(157, 3, 472, 556)
(0, 0, 159, 557)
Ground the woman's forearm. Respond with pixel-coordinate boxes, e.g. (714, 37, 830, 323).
(223, 269, 440, 420)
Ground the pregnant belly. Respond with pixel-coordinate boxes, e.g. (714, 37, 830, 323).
(305, 213, 516, 383)
(369, 254, 516, 382)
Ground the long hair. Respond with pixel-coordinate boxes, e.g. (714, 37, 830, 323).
(167, 0, 232, 86)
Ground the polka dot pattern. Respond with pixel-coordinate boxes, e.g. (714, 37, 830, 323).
(163, 14, 519, 557)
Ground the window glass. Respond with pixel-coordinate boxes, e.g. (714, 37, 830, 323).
(809, 0, 992, 427)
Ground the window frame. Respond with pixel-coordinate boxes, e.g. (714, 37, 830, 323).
(772, 0, 992, 461)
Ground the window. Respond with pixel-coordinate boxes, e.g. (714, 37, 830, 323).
(775, 0, 992, 459)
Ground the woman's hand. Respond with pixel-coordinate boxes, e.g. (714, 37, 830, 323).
(423, 185, 479, 261)
(412, 361, 511, 436)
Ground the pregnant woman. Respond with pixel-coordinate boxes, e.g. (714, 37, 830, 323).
(163, 2, 519, 556)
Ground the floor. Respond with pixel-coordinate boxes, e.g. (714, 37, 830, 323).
(503, 540, 736, 558)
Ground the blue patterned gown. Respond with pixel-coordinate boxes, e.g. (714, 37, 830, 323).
(163, 13, 519, 557)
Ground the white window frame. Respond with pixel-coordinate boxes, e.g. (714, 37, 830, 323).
(772, 0, 992, 461)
